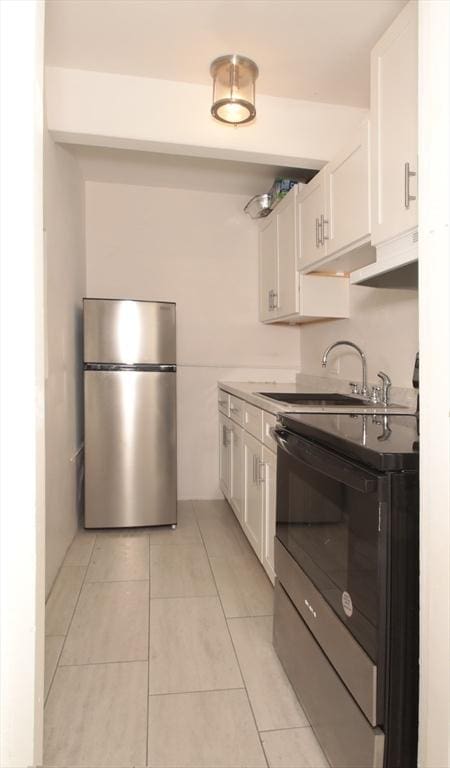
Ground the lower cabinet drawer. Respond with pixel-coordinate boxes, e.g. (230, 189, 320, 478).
(229, 395, 244, 425)
(243, 402, 263, 440)
(273, 581, 384, 768)
(262, 411, 277, 452)
(218, 390, 230, 416)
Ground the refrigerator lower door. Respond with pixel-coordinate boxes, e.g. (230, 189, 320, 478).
(84, 370, 177, 528)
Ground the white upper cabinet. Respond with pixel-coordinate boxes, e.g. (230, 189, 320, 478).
(259, 186, 349, 324)
(259, 215, 278, 322)
(370, 1, 418, 246)
(297, 169, 327, 270)
(277, 193, 298, 317)
(326, 120, 371, 257)
(297, 120, 373, 274)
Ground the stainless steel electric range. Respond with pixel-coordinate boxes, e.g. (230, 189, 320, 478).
(272, 412, 419, 768)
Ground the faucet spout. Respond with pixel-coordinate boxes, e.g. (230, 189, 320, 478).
(321, 340, 369, 397)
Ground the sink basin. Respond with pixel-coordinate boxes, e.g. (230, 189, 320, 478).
(256, 392, 367, 406)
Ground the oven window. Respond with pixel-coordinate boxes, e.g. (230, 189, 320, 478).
(276, 446, 382, 661)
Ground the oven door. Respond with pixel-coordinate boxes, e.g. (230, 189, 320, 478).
(274, 426, 388, 665)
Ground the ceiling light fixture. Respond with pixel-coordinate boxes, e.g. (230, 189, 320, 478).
(210, 54, 259, 126)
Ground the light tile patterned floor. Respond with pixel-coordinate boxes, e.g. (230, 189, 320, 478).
(44, 499, 329, 768)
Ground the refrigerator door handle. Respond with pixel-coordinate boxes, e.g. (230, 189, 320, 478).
(84, 363, 176, 373)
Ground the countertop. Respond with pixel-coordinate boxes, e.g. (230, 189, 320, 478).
(217, 379, 417, 417)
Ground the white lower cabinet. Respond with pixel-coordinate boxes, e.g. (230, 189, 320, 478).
(243, 432, 264, 560)
(219, 413, 232, 499)
(262, 446, 277, 583)
(230, 423, 243, 526)
(219, 391, 277, 584)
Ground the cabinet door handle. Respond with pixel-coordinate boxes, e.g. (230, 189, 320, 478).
(317, 216, 323, 246)
(315, 218, 319, 248)
(252, 454, 257, 483)
(404, 162, 417, 209)
(268, 289, 273, 311)
(259, 460, 266, 484)
(320, 214, 329, 243)
(272, 291, 278, 310)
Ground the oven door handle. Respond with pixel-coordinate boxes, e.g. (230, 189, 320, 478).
(272, 428, 378, 494)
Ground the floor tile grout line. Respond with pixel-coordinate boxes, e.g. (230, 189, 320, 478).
(44, 532, 97, 706)
(148, 685, 246, 698)
(85, 577, 150, 584)
(193, 498, 269, 768)
(150, 594, 221, 603)
(44, 531, 96, 606)
(43, 637, 65, 708)
(149, 592, 272, 620)
(258, 724, 315, 734)
(148, 500, 201, 766)
(50, 658, 150, 669)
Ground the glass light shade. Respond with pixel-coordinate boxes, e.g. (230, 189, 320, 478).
(210, 54, 259, 125)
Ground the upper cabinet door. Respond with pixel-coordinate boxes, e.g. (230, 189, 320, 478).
(277, 191, 298, 318)
(326, 120, 371, 256)
(297, 170, 327, 271)
(259, 217, 278, 322)
(371, 1, 418, 246)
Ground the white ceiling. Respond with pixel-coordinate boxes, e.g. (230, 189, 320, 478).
(70, 145, 315, 195)
(45, 0, 406, 108)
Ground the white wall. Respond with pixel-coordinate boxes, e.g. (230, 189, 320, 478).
(0, 1, 46, 764)
(418, 1, 450, 765)
(299, 283, 418, 388)
(44, 133, 86, 596)
(46, 66, 368, 169)
(85, 181, 300, 497)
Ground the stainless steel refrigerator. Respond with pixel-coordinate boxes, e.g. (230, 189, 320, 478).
(83, 298, 177, 528)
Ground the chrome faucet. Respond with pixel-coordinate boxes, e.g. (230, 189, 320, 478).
(377, 371, 392, 407)
(321, 340, 369, 398)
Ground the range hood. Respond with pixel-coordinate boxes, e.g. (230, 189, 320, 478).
(350, 229, 418, 287)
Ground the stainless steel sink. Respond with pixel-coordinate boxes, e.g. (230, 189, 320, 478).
(256, 392, 367, 407)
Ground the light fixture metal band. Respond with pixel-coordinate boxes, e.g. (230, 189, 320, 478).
(210, 54, 259, 80)
(210, 98, 256, 125)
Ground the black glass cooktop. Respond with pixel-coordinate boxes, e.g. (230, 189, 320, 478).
(279, 412, 419, 471)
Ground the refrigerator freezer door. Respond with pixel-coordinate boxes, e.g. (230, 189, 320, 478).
(84, 299, 176, 365)
(84, 370, 177, 527)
